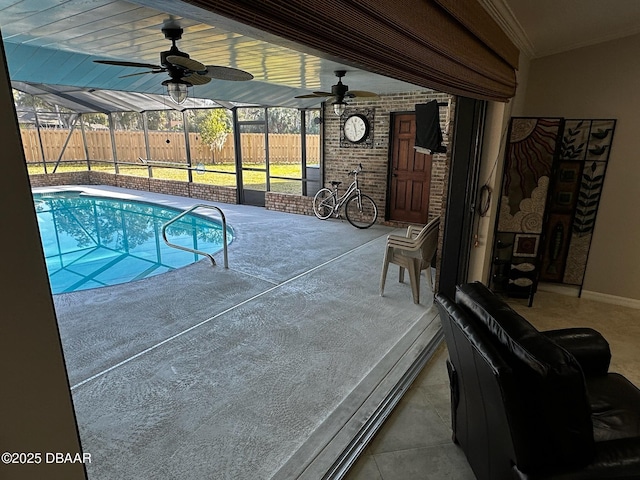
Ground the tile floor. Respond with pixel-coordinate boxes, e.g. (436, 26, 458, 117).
(344, 289, 640, 480)
(344, 342, 474, 480)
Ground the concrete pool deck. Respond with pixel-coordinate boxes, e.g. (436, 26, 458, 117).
(46, 185, 442, 480)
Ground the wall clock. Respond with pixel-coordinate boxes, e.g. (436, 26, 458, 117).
(344, 114, 369, 143)
(340, 108, 374, 148)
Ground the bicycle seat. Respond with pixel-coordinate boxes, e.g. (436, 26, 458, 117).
(331, 181, 342, 187)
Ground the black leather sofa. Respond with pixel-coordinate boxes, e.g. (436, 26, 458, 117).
(435, 282, 640, 480)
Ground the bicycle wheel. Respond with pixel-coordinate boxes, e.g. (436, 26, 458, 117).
(313, 188, 336, 220)
(345, 193, 378, 228)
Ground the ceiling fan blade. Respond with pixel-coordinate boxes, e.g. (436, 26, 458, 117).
(294, 93, 326, 99)
(94, 60, 162, 69)
(183, 73, 211, 85)
(347, 90, 379, 98)
(203, 65, 254, 81)
(294, 90, 333, 98)
(166, 55, 206, 72)
(119, 69, 166, 78)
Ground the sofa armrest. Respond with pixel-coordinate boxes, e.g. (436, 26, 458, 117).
(543, 328, 611, 376)
(513, 437, 640, 479)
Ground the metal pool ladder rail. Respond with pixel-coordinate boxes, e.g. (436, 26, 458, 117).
(161, 204, 229, 268)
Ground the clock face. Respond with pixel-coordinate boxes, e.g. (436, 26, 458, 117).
(343, 114, 369, 143)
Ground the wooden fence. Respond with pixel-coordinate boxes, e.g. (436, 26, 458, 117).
(20, 129, 320, 165)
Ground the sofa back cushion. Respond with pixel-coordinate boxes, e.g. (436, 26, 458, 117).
(454, 282, 595, 472)
(436, 293, 517, 480)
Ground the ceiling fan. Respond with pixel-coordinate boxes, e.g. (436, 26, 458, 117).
(93, 22, 253, 104)
(295, 70, 379, 115)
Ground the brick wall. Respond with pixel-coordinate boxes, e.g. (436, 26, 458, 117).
(189, 182, 237, 204)
(265, 191, 314, 215)
(89, 171, 118, 187)
(28, 171, 90, 187)
(28, 172, 238, 205)
(323, 91, 454, 226)
(148, 178, 190, 197)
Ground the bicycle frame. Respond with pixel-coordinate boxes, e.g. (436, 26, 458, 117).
(329, 172, 362, 215)
(313, 163, 378, 228)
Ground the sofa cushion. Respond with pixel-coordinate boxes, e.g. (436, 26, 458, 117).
(435, 293, 517, 480)
(455, 282, 578, 377)
(454, 282, 595, 471)
(587, 373, 640, 442)
(543, 328, 611, 376)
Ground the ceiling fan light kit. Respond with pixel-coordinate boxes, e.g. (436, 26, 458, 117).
(163, 80, 189, 104)
(333, 101, 347, 116)
(295, 70, 379, 115)
(93, 22, 253, 105)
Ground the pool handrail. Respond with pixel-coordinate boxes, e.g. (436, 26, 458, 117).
(161, 204, 229, 269)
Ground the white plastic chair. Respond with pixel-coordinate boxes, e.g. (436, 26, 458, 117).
(379, 217, 440, 304)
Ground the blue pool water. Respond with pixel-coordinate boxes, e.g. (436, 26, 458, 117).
(33, 192, 232, 294)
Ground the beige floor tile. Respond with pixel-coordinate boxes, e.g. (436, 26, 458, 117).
(343, 451, 383, 480)
(373, 444, 476, 480)
(345, 289, 640, 480)
(368, 383, 452, 454)
(412, 342, 449, 388)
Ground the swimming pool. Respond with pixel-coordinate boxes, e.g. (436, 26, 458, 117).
(33, 191, 233, 294)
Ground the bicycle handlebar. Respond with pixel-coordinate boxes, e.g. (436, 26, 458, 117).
(348, 163, 364, 176)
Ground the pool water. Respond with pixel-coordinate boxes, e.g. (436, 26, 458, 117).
(33, 192, 232, 294)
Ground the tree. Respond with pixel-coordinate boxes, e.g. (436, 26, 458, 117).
(268, 107, 301, 133)
(199, 109, 232, 162)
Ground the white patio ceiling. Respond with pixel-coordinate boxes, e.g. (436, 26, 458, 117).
(0, 0, 424, 112)
(5, 1, 640, 113)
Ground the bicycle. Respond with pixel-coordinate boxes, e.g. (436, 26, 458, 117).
(312, 163, 378, 229)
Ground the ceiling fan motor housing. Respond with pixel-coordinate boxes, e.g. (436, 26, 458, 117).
(331, 70, 348, 100)
(162, 26, 183, 41)
(160, 25, 189, 70)
(161, 48, 189, 68)
(331, 82, 348, 97)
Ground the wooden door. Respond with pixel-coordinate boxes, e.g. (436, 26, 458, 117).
(388, 113, 432, 224)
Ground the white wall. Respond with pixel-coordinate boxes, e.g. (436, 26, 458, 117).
(523, 33, 640, 302)
(0, 36, 86, 480)
(467, 54, 529, 284)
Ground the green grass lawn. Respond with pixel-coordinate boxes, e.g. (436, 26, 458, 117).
(28, 162, 312, 195)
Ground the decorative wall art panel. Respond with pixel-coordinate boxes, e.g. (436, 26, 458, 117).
(491, 117, 616, 303)
(587, 120, 615, 161)
(563, 233, 592, 285)
(498, 176, 549, 233)
(508, 262, 537, 298)
(491, 117, 562, 302)
(513, 234, 540, 257)
(573, 160, 607, 236)
(540, 213, 574, 283)
(561, 120, 589, 160)
(560, 119, 615, 286)
(560, 119, 615, 161)
(503, 118, 562, 214)
(553, 161, 583, 214)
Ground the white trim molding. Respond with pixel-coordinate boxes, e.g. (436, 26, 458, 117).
(537, 282, 580, 297)
(478, 0, 536, 58)
(581, 290, 640, 310)
(538, 282, 640, 309)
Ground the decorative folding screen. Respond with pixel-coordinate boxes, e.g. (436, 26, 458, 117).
(491, 117, 616, 304)
(541, 119, 616, 286)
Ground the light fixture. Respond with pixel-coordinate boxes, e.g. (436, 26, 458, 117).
(332, 101, 347, 116)
(163, 79, 190, 104)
